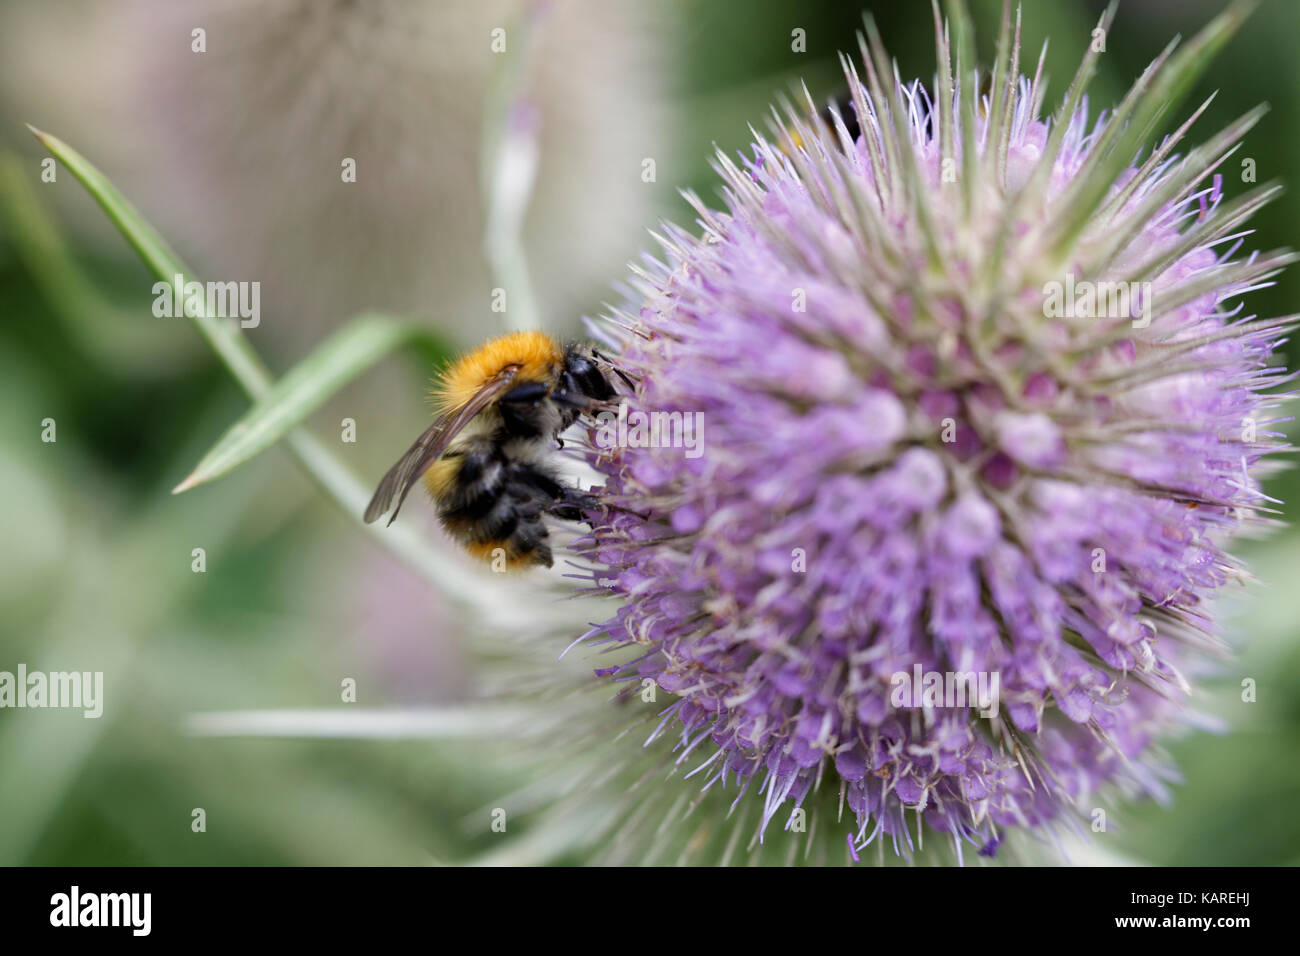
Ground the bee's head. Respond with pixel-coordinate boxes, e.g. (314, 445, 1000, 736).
(561, 345, 617, 402)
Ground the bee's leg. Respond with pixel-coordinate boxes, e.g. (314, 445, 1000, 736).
(548, 390, 610, 414)
(548, 486, 602, 523)
(591, 348, 637, 391)
(510, 522, 553, 569)
(509, 462, 650, 526)
(508, 462, 600, 524)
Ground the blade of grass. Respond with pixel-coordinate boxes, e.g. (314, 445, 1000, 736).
(0, 149, 196, 373)
(174, 313, 423, 493)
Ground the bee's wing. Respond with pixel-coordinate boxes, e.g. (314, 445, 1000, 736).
(363, 365, 521, 526)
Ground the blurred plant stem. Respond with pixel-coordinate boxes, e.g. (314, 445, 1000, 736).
(185, 707, 530, 738)
(482, 5, 547, 334)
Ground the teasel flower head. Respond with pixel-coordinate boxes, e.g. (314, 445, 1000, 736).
(572, 1, 1295, 861)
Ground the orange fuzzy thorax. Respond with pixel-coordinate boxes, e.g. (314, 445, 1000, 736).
(432, 330, 564, 413)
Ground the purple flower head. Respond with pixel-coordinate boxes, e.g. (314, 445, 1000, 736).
(574, 4, 1293, 861)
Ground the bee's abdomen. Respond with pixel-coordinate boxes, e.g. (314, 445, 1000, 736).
(433, 445, 560, 568)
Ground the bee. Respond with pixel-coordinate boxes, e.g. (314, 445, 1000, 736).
(364, 330, 621, 569)
(783, 89, 861, 157)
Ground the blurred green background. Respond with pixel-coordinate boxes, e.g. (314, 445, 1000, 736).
(0, 0, 1297, 865)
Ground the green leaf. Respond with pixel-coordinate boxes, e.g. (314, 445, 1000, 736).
(174, 314, 421, 493)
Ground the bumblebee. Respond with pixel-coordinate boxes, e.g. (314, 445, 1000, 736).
(784, 89, 861, 156)
(364, 330, 619, 569)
